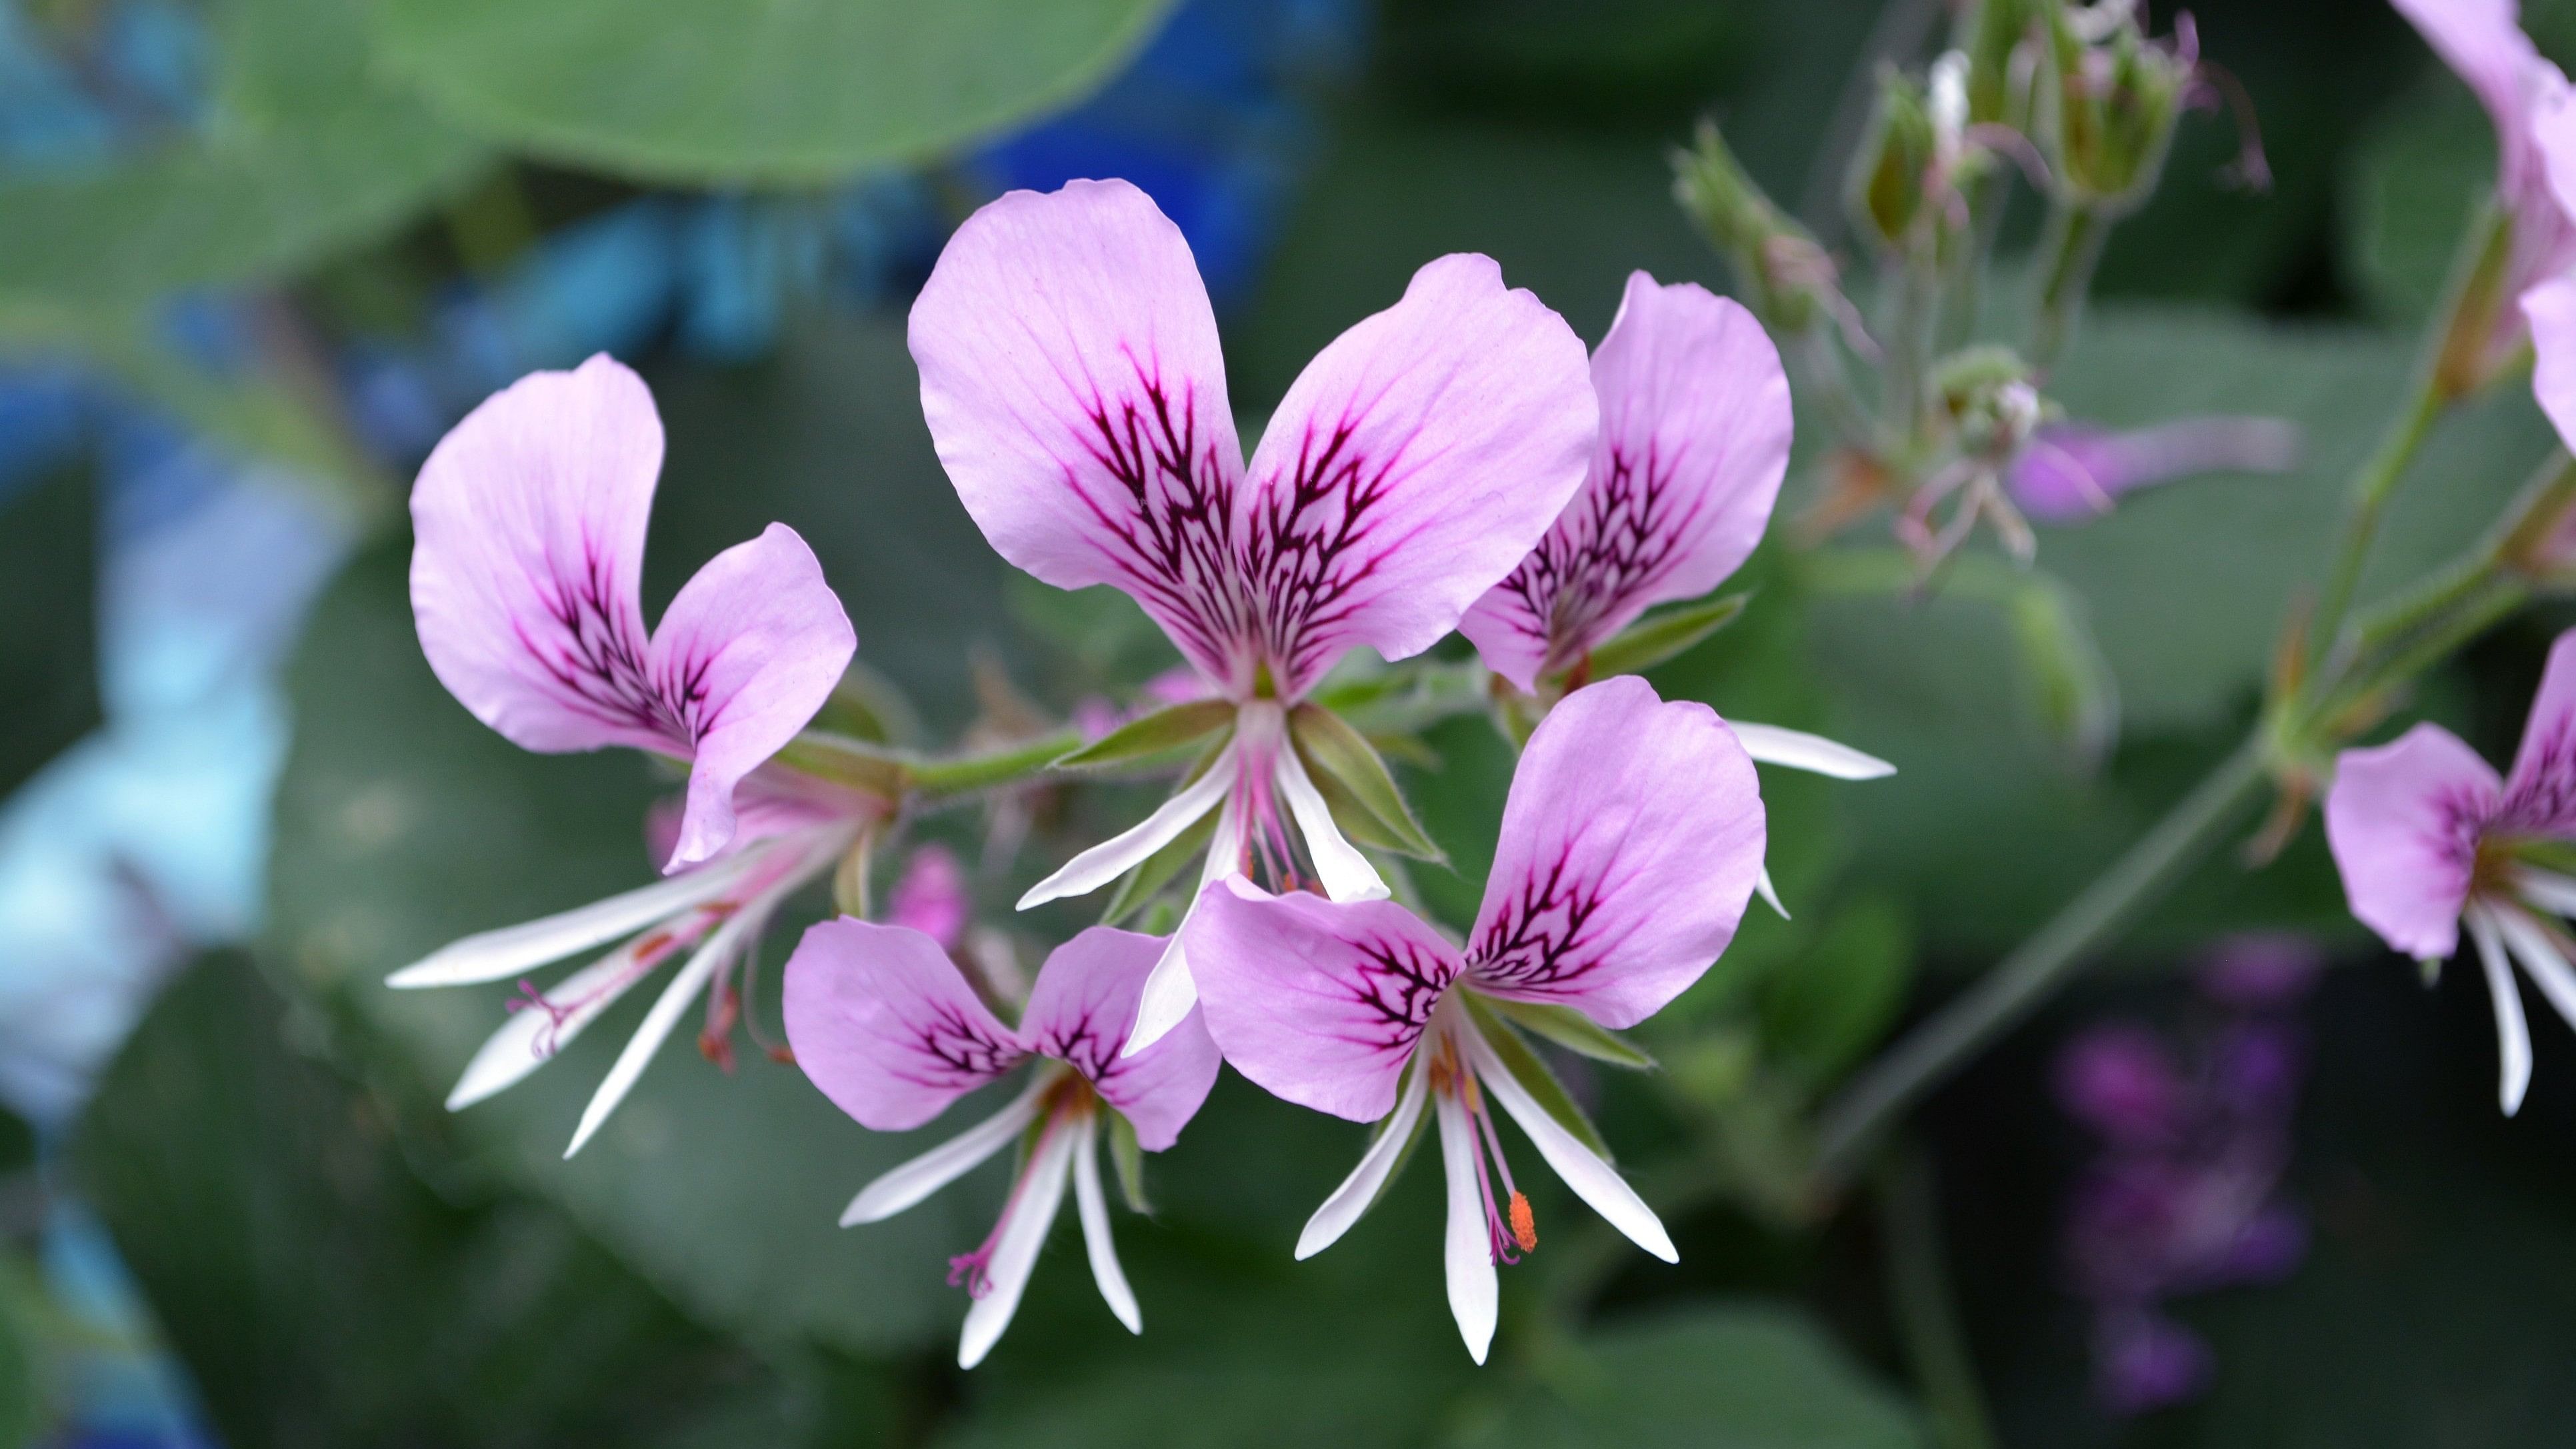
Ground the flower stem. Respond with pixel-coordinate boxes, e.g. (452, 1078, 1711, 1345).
(2299, 371, 2446, 669)
(1876, 1144, 1996, 1449)
(1811, 738, 2268, 1188)
(2029, 201, 2106, 372)
(910, 728, 1084, 798)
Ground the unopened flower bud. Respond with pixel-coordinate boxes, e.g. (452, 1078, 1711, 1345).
(1675, 121, 1849, 338)
(1934, 345, 2051, 460)
(1961, 0, 2055, 129)
(1846, 66, 1940, 254)
(2039, 1, 2193, 217)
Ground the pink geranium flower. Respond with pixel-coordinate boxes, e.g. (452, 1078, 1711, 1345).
(2324, 629, 2576, 1112)
(1181, 677, 1764, 1361)
(908, 178, 1599, 1052)
(783, 920, 1221, 1368)
(2391, 0, 2576, 379)
(388, 355, 864, 1154)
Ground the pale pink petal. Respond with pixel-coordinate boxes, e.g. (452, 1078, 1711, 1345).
(1464, 676, 1763, 1028)
(2006, 417, 2300, 525)
(2393, 0, 2544, 195)
(909, 179, 1249, 685)
(2501, 628, 2576, 834)
(2322, 724, 2500, 960)
(1020, 926, 1221, 1151)
(649, 523, 856, 870)
(409, 354, 669, 757)
(1460, 275, 1789, 690)
(1241, 253, 1597, 697)
(1184, 878, 1465, 1122)
(781, 918, 1028, 1132)
(2525, 278, 2576, 453)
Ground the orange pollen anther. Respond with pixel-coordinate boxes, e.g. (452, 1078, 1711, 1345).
(1508, 1192, 1538, 1252)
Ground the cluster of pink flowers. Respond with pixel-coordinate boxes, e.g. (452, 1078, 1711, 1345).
(382, 177, 1896, 1366)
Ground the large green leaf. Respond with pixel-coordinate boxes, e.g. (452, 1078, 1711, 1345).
(1458, 1304, 1926, 1448)
(372, 0, 1178, 185)
(2340, 72, 2493, 327)
(264, 319, 1027, 1355)
(0, 0, 485, 310)
(71, 952, 793, 1447)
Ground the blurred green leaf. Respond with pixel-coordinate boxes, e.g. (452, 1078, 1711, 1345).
(71, 952, 784, 1447)
(373, 0, 1178, 185)
(1758, 894, 1915, 1088)
(0, 463, 98, 797)
(0, 1274, 29, 1449)
(1459, 1303, 1925, 1447)
(0, 0, 485, 311)
(2341, 73, 2492, 327)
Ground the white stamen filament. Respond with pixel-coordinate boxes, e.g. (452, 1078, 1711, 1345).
(388, 846, 762, 988)
(1433, 1083, 1497, 1365)
(1269, 721, 1391, 904)
(957, 1105, 1080, 1370)
(841, 1077, 1048, 1226)
(1296, 1052, 1432, 1260)
(1728, 721, 1896, 780)
(2466, 904, 2533, 1116)
(1016, 744, 1239, 910)
(1070, 1110, 1141, 1334)
(1123, 798, 1244, 1057)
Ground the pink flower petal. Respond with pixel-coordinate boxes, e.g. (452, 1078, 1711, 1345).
(410, 355, 855, 873)
(1185, 878, 1465, 1122)
(1464, 676, 1764, 1028)
(1021, 926, 1221, 1150)
(2525, 276, 2576, 452)
(2502, 628, 2576, 834)
(1244, 253, 1597, 697)
(2395, 0, 2576, 327)
(1460, 275, 1789, 690)
(2323, 723, 2499, 960)
(411, 355, 668, 757)
(908, 179, 1249, 687)
(781, 918, 1027, 1132)
(651, 523, 857, 870)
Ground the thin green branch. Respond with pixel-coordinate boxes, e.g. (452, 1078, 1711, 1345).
(1877, 1145, 1995, 1449)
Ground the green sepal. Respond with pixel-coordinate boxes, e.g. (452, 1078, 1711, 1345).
(1287, 704, 1443, 861)
(1585, 593, 1750, 678)
(1480, 997, 1656, 1071)
(1108, 1110, 1151, 1216)
(1051, 699, 1236, 772)
(1462, 993, 1617, 1162)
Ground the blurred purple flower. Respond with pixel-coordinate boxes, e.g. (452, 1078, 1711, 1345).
(2057, 936, 2318, 1416)
(2008, 416, 2300, 523)
(888, 844, 971, 952)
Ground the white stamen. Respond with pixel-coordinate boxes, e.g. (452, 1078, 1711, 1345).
(1297, 1054, 1432, 1260)
(1271, 728, 1391, 904)
(2492, 904, 2576, 1035)
(1433, 1086, 1498, 1365)
(563, 898, 767, 1158)
(2516, 865, 2576, 920)
(1755, 866, 1790, 920)
(1727, 721, 1896, 780)
(1930, 50, 1969, 143)
(387, 848, 760, 988)
(445, 939, 659, 1110)
(958, 1112, 1079, 1370)
(1017, 744, 1239, 910)
(841, 1079, 1047, 1226)
(1461, 1021, 1677, 1262)
(2468, 905, 2534, 1116)
(1071, 1112, 1141, 1334)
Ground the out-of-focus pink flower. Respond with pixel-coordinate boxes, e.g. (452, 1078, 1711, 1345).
(2007, 417, 2300, 523)
(888, 844, 971, 951)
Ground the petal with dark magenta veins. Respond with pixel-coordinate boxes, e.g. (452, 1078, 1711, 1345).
(1185, 878, 1465, 1122)
(1021, 926, 1221, 1151)
(781, 918, 1028, 1132)
(1239, 252, 1596, 697)
(1461, 275, 1789, 691)
(1463, 676, 1764, 1028)
(411, 354, 671, 756)
(2323, 723, 2501, 961)
(2502, 629, 2576, 836)
(909, 179, 1251, 686)
(647, 523, 855, 870)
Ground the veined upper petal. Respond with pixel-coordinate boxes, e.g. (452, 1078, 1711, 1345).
(1461, 275, 1789, 691)
(1185, 878, 1465, 1122)
(2323, 723, 2501, 961)
(1463, 677, 1764, 1029)
(1021, 927, 1221, 1150)
(909, 179, 1249, 686)
(410, 355, 855, 873)
(1241, 253, 1596, 697)
(782, 918, 1029, 1132)
(2502, 629, 2576, 836)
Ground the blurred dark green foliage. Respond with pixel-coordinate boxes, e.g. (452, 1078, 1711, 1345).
(0, 463, 97, 797)
(10, 0, 2573, 1442)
